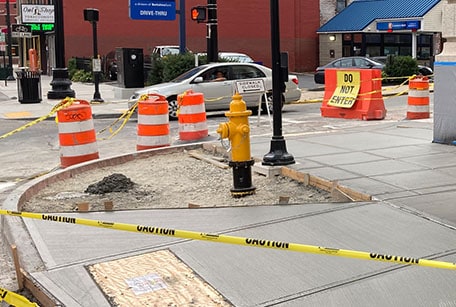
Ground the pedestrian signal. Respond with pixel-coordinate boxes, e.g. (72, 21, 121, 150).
(191, 6, 207, 22)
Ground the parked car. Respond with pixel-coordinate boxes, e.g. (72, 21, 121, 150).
(197, 52, 255, 63)
(129, 62, 301, 120)
(152, 45, 191, 58)
(219, 52, 254, 63)
(370, 56, 433, 76)
(314, 56, 384, 84)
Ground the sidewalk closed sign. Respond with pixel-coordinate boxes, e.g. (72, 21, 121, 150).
(328, 71, 360, 108)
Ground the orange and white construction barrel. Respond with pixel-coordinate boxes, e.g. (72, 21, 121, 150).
(57, 100, 99, 168)
(177, 90, 208, 141)
(137, 94, 170, 150)
(407, 76, 430, 120)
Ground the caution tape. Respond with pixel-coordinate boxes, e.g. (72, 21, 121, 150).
(1, 209, 455, 271)
(0, 97, 74, 140)
(0, 286, 39, 306)
(97, 100, 138, 140)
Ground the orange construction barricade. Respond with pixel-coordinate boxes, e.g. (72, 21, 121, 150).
(407, 76, 430, 120)
(57, 100, 99, 168)
(137, 94, 170, 150)
(177, 90, 208, 141)
(321, 68, 386, 120)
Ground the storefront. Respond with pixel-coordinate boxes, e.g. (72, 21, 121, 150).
(317, 0, 442, 68)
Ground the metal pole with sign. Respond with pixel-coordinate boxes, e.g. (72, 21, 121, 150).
(84, 8, 103, 102)
(262, 0, 294, 166)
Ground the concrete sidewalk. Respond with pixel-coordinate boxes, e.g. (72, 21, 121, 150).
(1, 76, 456, 306)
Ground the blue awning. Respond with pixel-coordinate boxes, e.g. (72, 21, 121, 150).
(317, 0, 440, 33)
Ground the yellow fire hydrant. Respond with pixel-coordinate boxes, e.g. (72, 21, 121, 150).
(217, 93, 256, 197)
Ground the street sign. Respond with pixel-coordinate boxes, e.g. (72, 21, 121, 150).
(11, 24, 32, 38)
(236, 79, 266, 94)
(129, 0, 176, 21)
(327, 71, 361, 108)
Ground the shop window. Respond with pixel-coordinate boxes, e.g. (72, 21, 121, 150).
(384, 46, 399, 56)
(366, 46, 381, 57)
(418, 47, 431, 59)
(399, 46, 412, 56)
(418, 35, 431, 44)
(353, 34, 362, 43)
(336, 0, 348, 13)
(384, 34, 411, 44)
(343, 45, 352, 57)
(365, 34, 381, 44)
(343, 34, 352, 41)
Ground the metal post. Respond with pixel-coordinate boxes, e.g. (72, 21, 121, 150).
(5, 0, 14, 80)
(178, 0, 187, 54)
(262, 0, 295, 166)
(47, 0, 75, 99)
(207, 0, 218, 63)
(91, 19, 103, 102)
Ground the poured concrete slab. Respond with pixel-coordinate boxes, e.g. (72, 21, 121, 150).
(26, 202, 456, 306)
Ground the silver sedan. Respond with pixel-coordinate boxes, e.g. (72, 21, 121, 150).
(130, 62, 301, 120)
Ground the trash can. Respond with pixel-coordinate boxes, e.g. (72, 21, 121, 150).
(16, 68, 42, 103)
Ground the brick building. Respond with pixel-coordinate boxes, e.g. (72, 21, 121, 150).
(5, 0, 321, 74)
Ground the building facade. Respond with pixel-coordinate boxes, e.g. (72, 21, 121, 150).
(317, 0, 442, 68)
(2, 0, 321, 74)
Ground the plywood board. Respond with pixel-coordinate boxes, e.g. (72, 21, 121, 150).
(89, 250, 231, 306)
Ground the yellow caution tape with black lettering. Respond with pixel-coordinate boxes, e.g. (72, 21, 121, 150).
(0, 97, 74, 140)
(97, 100, 138, 140)
(1, 209, 455, 271)
(0, 286, 39, 306)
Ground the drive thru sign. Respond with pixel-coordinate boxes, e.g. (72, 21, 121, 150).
(129, 0, 176, 21)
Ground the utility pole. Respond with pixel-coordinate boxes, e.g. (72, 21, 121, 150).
(5, 0, 14, 80)
(207, 0, 218, 62)
(262, 0, 295, 166)
(47, 0, 75, 99)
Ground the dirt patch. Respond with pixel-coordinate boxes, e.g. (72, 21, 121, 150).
(21, 149, 337, 213)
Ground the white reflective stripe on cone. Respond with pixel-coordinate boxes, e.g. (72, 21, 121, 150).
(137, 135, 171, 146)
(58, 120, 95, 133)
(138, 114, 169, 125)
(178, 122, 208, 132)
(179, 104, 206, 114)
(407, 105, 430, 112)
(408, 89, 429, 98)
(60, 143, 99, 157)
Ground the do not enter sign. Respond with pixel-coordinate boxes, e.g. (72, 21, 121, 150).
(328, 71, 361, 108)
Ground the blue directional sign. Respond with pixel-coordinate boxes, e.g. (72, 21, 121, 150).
(129, 0, 176, 21)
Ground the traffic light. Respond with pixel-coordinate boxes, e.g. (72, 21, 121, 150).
(191, 6, 207, 22)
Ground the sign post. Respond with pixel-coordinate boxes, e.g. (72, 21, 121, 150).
(262, 0, 294, 166)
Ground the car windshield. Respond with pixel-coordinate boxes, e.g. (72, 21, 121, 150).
(171, 65, 208, 82)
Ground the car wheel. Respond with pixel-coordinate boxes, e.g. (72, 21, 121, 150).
(168, 96, 179, 120)
(261, 92, 284, 114)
